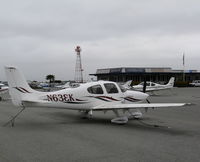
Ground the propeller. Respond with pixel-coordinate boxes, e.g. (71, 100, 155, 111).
(145, 96, 155, 112)
(145, 98, 151, 112)
(143, 76, 153, 112)
(146, 99, 150, 103)
(143, 77, 147, 93)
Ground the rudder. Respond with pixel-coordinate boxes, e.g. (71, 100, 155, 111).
(167, 77, 175, 87)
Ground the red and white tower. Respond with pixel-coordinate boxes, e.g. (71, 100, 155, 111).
(74, 46, 83, 83)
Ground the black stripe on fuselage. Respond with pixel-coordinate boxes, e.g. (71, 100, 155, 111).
(14, 87, 25, 93)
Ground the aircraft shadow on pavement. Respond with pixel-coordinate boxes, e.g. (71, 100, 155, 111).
(34, 111, 192, 136)
(0, 111, 193, 137)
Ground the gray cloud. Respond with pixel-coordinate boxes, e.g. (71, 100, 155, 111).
(0, 0, 200, 81)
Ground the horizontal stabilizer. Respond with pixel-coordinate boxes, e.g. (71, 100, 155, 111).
(21, 99, 50, 104)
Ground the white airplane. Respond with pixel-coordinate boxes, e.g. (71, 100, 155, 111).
(126, 77, 175, 92)
(38, 82, 50, 88)
(56, 82, 71, 89)
(0, 83, 9, 101)
(5, 67, 187, 125)
(56, 82, 80, 89)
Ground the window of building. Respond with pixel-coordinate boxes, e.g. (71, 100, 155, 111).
(104, 83, 119, 93)
(87, 85, 104, 94)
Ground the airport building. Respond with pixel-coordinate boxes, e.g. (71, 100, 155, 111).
(90, 67, 200, 84)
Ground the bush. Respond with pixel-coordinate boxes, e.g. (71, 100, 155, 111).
(174, 81, 189, 87)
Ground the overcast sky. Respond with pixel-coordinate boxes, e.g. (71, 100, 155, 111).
(0, 0, 200, 81)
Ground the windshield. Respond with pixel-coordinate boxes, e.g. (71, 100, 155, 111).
(104, 83, 119, 94)
(118, 84, 127, 92)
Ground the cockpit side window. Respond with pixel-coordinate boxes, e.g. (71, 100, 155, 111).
(87, 85, 103, 94)
(146, 82, 150, 86)
(104, 83, 119, 94)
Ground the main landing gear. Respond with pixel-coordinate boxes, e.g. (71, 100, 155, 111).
(111, 110, 143, 124)
(79, 110, 93, 119)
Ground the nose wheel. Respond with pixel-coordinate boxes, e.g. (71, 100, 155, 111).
(111, 116, 128, 124)
(111, 110, 129, 124)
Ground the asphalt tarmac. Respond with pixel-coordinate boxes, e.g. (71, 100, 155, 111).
(0, 88, 200, 162)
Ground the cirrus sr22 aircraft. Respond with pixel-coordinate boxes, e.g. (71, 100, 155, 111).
(0, 83, 9, 101)
(125, 77, 175, 93)
(5, 67, 188, 125)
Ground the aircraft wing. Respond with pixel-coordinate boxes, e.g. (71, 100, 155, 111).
(92, 103, 189, 110)
(146, 87, 172, 92)
(132, 86, 173, 92)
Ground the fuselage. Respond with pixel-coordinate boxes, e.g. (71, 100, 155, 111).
(132, 81, 173, 92)
(22, 81, 149, 110)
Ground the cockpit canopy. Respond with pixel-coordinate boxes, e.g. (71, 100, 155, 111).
(87, 85, 103, 94)
(138, 82, 156, 86)
(87, 82, 126, 94)
(139, 82, 150, 86)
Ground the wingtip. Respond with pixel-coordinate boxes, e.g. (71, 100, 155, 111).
(185, 103, 194, 106)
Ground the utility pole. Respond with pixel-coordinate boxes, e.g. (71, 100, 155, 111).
(183, 53, 185, 82)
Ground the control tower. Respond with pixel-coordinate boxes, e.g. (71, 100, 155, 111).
(74, 46, 83, 83)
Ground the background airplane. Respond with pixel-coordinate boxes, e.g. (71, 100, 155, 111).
(56, 82, 71, 89)
(125, 77, 175, 93)
(5, 67, 186, 125)
(0, 83, 9, 101)
(55, 82, 80, 89)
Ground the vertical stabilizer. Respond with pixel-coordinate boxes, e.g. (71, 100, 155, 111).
(5, 66, 36, 106)
(123, 80, 132, 89)
(167, 77, 175, 87)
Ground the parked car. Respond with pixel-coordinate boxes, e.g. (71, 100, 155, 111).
(189, 80, 200, 87)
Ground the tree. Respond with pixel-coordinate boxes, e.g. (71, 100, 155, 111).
(46, 74, 55, 83)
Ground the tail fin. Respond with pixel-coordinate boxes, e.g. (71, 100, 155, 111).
(5, 66, 37, 106)
(123, 80, 132, 89)
(167, 77, 175, 87)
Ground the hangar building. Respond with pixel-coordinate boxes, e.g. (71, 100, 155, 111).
(90, 67, 200, 84)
